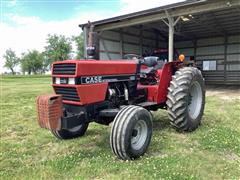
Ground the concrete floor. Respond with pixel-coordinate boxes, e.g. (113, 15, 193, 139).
(206, 85, 240, 101)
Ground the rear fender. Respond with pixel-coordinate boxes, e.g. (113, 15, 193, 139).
(156, 62, 182, 103)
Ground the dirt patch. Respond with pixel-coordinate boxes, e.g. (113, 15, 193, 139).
(225, 152, 240, 161)
(206, 85, 240, 101)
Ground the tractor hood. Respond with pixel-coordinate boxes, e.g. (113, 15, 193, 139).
(52, 60, 138, 77)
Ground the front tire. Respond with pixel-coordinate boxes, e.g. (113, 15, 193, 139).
(110, 105, 153, 160)
(166, 67, 205, 132)
(51, 123, 89, 139)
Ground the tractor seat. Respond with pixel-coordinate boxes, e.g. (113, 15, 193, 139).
(142, 56, 158, 67)
(140, 57, 165, 74)
(139, 56, 158, 74)
(140, 67, 155, 74)
(153, 61, 165, 70)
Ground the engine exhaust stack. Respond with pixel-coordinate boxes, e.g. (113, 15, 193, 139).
(86, 24, 99, 60)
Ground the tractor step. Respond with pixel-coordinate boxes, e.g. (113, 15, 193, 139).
(137, 101, 157, 107)
(99, 108, 120, 117)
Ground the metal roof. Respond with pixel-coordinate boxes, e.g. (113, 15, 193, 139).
(147, 5, 240, 40)
(79, 0, 240, 40)
(79, 0, 206, 28)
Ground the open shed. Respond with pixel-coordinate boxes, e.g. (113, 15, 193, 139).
(79, 0, 240, 85)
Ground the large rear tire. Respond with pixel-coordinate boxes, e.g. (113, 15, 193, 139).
(110, 105, 153, 160)
(166, 67, 205, 132)
(51, 123, 89, 139)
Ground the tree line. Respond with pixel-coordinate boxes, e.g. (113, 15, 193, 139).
(3, 33, 84, 75)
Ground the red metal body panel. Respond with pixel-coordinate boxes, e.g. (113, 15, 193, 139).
(52, 60, 137, 105)
(156, 62, 177, 103)
(52, 59, 181, 106)
(53, 83, 108, 105)
(76, 83, 108, 104)
(138, 62, 181, 104)
(36, 94, 62, 130)
(52, 60, 137, 77)
(145, 85, 158, 102)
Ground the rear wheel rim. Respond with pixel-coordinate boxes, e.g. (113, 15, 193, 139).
(188, 81, 202, 120)
(131, 120, 148, 150)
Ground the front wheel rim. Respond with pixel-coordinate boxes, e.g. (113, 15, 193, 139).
(68, 125, 82, 133)
(131, 120, 148, 150)
(188, 81, 203, 120)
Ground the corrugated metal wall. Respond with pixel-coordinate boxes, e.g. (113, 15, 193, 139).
(99, 29, 239, 85)
(99, 27, 167, 60)
(176, 35, 240, 85)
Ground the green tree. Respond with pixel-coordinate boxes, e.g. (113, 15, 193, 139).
(20, 50, 44, 75)
(21, 54, 31, 75)
(3, 49, 19, 74)
(44, 34, 72, 68)
(73, 33, 84, 59)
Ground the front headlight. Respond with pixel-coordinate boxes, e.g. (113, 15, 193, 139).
(68, 78, 75, 84)
(55, 77, 60, 84)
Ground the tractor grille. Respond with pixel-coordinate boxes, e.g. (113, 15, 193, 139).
(53, 63, 76, 75)
(54, 87, 80, 102)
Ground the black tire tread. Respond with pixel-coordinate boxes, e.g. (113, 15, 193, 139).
(110, 105, 152, 160)
(111, 105, 138, 159)
(51, 123, 89, 139)
(166, 67, 205, 132)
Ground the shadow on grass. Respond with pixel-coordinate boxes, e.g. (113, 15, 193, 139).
(87, 110, 173, 152)
(152, 110, 171, 131)
(152, 119, 170, 131)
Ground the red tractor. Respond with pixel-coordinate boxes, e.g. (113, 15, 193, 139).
(37, 55, 205, 160)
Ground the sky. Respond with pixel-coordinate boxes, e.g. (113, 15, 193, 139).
(0, 0, 184, 73)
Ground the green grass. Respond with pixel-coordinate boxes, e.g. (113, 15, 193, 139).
(1, 75, 240, 179)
